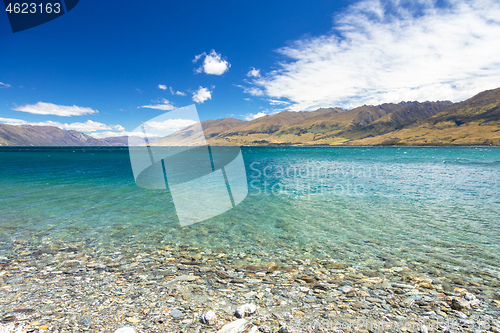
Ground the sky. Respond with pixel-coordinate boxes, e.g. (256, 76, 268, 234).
(1, 0, 499, 139)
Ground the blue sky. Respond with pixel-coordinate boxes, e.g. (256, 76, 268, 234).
(1, 0, 499, 138)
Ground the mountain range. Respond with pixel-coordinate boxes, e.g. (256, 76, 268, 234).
(1, 87, 499, 146)
(156, 87, 500, 146)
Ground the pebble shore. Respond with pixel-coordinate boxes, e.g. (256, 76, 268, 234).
(1, 239, 499, 333)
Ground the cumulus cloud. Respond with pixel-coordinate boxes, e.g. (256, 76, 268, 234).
(13, 102, 98, 116)
(252, 0, 500, 110)
(192, 87, 212, 103)
(0, 82, 11, 88)
(0, 117, 123, 133)
(158, 84, 168, 90)
(61, 120, 124, 132)
(247, 67, 261, 77)
(194, 50, 231, 75)
(140, 99, 176, 110)
(175, 91, 186, 96)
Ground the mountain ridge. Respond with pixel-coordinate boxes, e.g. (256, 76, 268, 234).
(1, 87, 499, 146)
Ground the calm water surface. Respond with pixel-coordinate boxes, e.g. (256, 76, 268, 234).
(0, 147, 499, 285)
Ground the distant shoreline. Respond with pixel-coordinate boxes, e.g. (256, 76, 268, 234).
(0, 144, 499, 148)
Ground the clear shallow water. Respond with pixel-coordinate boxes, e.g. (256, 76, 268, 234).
(0, 147, 499, 285)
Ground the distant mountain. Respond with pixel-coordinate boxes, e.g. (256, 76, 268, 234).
(199, 88, 498, 146)
(1, 88, 499, 146)
(0, 124, 108, 146)
(0, 124, 148, 146)
(203, 102, 454, 145)
(100, 136, 131, 146)
(150, 118, 245, 146)
(348, 88, 500, 145)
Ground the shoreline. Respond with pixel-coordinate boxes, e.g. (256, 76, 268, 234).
(1, 241, 499, 332)
(0, 145, 500, 149)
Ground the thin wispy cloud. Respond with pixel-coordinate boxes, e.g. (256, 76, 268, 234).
(268, 99, 290, 106)
(236, 84, 265, 97)
(0, 82, 11, 88)
(192, 87, 212, 103)
(0, 117, 25, 125)
(194, 50, 231, 75)
(251, 0, 500, 110)
(140, 99, 176, 111)
(13, 102, 98, 116)
(159, 84, 186, 96)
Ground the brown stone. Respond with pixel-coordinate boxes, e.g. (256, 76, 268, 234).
(325, 263, 348, 269)
(300, 276, 315, 283)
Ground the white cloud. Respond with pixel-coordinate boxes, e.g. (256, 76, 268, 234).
(252, 0, 500, 110)
(0, 117, 26, 125)
(193, 53, 204, 63)
(140, 99, 176, 110)
(0, 82, 11, 88)
(268, 99, 290, 106)
(0, 117, 124, 133)
(145, 119, 197, 133)
(61, 120, 124, 132)
(13, 102, 98, 116)
(193, 50, 231, 75)
(192, 87, 212, 104)
(236, 84, 265, 96)
(244, 112, 268, 121)
(158, 85, 186, 96)
(89, 131, 155, 139)
(245, 87, 264, 96)
(247, 67, 261, 77)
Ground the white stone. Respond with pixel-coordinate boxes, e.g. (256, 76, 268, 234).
(201, 310, 217, 325)
(464, 292, 476, 301)
(114, 327, 137, 333)
(419, 325, 429, 333)
(339, 286, 352, 294)
(235, 303, 257, 318)
(177, 274, 198, 281)
(217, 319, 249, 333)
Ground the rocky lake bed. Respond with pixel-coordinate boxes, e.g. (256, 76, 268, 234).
(1, 238, 499, 333)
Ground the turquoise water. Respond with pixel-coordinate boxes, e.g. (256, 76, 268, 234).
(0, 147, 499, 285)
